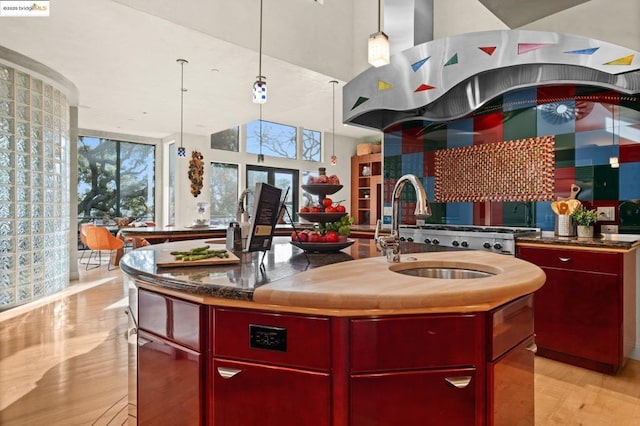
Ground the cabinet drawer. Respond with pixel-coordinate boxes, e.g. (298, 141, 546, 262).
(214, 308, 331, 371)
(138, 289, 203, 351)
(350, 314, 481, 372)
(517, 246, 619, 274)
(490, 295, 534, 360)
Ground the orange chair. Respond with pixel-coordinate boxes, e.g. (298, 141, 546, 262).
(79, 223, 95, 264)
(84, 226, 125, 270)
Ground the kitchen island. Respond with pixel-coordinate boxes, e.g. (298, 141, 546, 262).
(122, 237, 545, 425)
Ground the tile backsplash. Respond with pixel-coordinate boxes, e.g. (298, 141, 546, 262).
(383, 85, 640, 233)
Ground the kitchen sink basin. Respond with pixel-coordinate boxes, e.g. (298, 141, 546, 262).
(389, 261, 498, 279)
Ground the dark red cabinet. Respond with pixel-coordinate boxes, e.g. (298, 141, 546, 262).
(351, 368, 477, 426)
(517, 245, 635, 374)
(135, 289, 537, 425)
(137, 330, 203, 425)
(212, 358, 331, 426)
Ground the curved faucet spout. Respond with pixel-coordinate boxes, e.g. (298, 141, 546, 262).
(391, 174, 431, 237)
(377, 174, 431, 263)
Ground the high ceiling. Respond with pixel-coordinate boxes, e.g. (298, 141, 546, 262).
(0, 0, 379, 140)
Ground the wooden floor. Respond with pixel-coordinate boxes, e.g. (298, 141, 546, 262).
(0, 261, 639, 425)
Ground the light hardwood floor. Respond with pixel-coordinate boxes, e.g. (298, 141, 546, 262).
(0, 261, 639, 425)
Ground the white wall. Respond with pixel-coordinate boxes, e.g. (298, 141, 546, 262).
(433, 0, 640, 50)
(166, 131, 359, 228)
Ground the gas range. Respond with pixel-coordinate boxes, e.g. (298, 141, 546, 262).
(399, 224, 540, 256)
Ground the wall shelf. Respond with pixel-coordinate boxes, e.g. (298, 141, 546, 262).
(351, 153, 381, 225)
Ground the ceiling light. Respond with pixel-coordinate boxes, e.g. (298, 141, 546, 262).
(177, 58, 188, 158)
(253, 0, 267, 103)
(368, 0, 390, 67)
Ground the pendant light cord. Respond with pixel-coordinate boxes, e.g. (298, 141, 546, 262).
(259, 104, 263, 156)
(258, 0, 263, 80)
(330, 80, 337, 157)
(378, 0, 381, 32)
(177, 59, 188, 148)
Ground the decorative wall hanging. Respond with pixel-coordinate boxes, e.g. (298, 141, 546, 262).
(188, 150, 204, 197)
(434, 136, 555, 202)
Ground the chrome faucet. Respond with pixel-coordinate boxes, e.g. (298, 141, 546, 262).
(236, 188, 253, 222)
(375, 174, 431, 262)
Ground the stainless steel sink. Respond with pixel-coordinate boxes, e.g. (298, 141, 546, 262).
(389, 261, 498, 279)
(393, 267, 494, 279)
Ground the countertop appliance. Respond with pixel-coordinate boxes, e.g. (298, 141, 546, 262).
(399, 224, 540, 256)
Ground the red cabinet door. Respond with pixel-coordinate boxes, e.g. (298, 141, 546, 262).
(212, 358, 331, 426)
(350, 368, 477, 426)
(137, 330, 203, 425)
(533, 267, 619, 365)
(488, 337, 535, 426)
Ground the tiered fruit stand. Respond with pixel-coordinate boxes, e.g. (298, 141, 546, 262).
(290, 184, 354, 253)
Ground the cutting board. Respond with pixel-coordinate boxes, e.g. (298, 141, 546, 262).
(156, 246, 240, 268)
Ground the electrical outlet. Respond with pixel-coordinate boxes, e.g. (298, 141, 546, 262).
(596, 206, 615, 221)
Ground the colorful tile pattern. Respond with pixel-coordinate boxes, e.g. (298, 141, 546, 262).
(383, 87, 640, 231)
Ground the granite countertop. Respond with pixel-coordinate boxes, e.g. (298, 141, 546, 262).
(120, 236, 544, 312)
(119, 237, 458, 302)
(517, 231, 640, 250)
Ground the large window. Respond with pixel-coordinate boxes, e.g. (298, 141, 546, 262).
(211, 126, 239, 152)
(246, 165, 299, 223)
(246, 120, 297, 160)
(302, 128, 321, 162)
(210, 162, 239, 225)
(77, 136, 155, 222)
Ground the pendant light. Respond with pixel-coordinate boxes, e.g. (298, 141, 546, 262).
(368, 0, 390, 67)
(253, 0, 267, 103)
(258, 104, 265, 163)
(177, 58, 188, 158)
(610, 105, 619, 168)
(329, 80, 338, 165)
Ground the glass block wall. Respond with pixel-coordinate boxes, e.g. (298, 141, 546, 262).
(0, 63, 70, 310)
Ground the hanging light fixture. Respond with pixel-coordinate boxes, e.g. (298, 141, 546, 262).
(368, 0, 390, 67)
(258, 104, 265, 163)
(253, 0, 267, 104)
(329, 80, 338, 166)
(177, 58, 188, 158)
(610, 105, 619, 168)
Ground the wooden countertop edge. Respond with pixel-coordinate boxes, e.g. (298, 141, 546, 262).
(134, 280, 527, 317)
(516, 241, 639, 253)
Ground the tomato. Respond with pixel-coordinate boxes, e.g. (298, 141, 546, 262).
(318, 233, 327, 242)
(310, 206, 321, 213)
(324, 206, 336, 213)
(322, 197, 333, 208)
(335, 204, 346, 213)
(325, 231, 339, 243)
(307, 231, 320, 243)
(298, 231, 309, 242)
(291, 231, 299, 241)
(300, 206, 310, 213)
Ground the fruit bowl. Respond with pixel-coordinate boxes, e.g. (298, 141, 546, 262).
(298, 212, 347, 223)
(290, 239, 355, 253)
(301, 184, 343, 196)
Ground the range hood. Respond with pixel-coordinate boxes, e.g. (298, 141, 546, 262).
(343, 30, 640, 131)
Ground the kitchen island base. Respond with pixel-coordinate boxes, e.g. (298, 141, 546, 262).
(134, 286, 536, 426)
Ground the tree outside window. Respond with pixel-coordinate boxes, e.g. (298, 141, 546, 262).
(246, 120, 297, 159)
(77, 136, 155, 223)
(302, 129, 321, 162)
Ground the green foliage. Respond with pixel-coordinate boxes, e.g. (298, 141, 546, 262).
(320, 215, 354, 235)
(570, 206, 599, 226)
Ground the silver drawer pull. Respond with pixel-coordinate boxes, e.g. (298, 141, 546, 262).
(217, 367, 242, 379)
(525, 342, 538, 353)
(137, 336, 152, 346)
(558, 257, 571, 262)
(445, 376, 472, 389)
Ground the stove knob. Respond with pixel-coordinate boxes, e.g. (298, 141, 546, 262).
(424, 238, 431, 244)
(483, 242, 491, 249)
(399, 237, 406, 242)
(493, 242, 502, 250)
(432, 239, 440, 245)
(452, 240, 460, 247)
(461, 241, 469, 248)
(407, 237, 414, 242)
